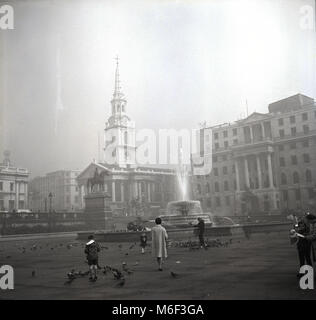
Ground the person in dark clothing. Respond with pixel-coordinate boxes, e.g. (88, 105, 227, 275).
(140, 232, 147, 254)
(84, 235, 101, 282)
(294, 215, 312, 272)
(196, 217, 207, 250)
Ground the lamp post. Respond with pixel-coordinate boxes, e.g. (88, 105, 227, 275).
(48, 192, 53, 232)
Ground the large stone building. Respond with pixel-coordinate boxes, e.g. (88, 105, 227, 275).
(29, 170, 82, 212)
(77, 59, 177, 216)
(0, 151, 29, 211)
(192, 94, 316, 216)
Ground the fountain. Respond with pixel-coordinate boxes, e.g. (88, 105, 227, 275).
(159, 148, 213, 228)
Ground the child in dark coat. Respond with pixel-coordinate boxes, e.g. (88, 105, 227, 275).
(85, 235, 100, 282)
(140, 232, 147, 254)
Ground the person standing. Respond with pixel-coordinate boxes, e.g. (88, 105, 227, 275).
(140, 232, 147, 254)
(196, 217, 207, 249)
(151, 217, 168, 271)
(84, 235, 101, 282)
(294, 214, 312, 273)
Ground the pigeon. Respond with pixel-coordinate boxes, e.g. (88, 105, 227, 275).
(125, 253, 129, 256)
(64, 279, 74, 285)
(170, 271, 179, 278)
(118, 244, 122, 249)
(102, 267, 107, 275)
(32, 270, 36, 277)
(6, 256, 11, 259)
(129, 244, 135, 250)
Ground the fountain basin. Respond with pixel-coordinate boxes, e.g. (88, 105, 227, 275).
(159, 200, 212, 228)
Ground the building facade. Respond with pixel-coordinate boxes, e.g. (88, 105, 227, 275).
(192, 94, 316, 216)
(29, 170, 82, 212)
(0, 151, 29, 211)
(77, 59, 178, 216)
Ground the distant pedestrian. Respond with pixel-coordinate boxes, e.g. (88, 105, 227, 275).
(151, 217, 168, 271)
(196, 217, 207, 249)
(293, 214, 312, 276)
(140, 232, 147, 254)
(84, 235, 100, 282)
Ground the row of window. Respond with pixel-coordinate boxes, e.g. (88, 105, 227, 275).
(280, 170, 313, 185)
(0, 181, 16, 192)
(279, 124, 310, 138)
(279, 153, 311, 166)
(278, 111, 316, 126)
(278, 138, 315, 151)
(282, 188, 315, 201)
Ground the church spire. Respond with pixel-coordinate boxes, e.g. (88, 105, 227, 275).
(113, 56, 124, 99)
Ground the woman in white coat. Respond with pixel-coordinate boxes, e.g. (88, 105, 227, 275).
(151, 217, 168, 271)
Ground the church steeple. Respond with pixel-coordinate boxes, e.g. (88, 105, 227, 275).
(111, 56, 126, 115)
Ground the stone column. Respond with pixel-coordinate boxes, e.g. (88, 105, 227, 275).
(25, 182, 28, 208)
(261, 123, 265, 139)
(234, 159, 240, 192)
(244, 157, 250, 188)
(250, 126, 254, 142)
(120, 182, 124, 202)
(256, 155, 262, 189)
(147, 182, 151, 202)
(16, 181, 19, 210)
(112, 181, 116, 202)
(267, 153, 274, 188)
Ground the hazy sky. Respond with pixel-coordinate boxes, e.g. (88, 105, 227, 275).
(0, 0, 315, 177)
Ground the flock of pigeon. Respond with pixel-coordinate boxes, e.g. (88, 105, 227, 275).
(0, 237, 236, 289)
(169, 238, 234, 249)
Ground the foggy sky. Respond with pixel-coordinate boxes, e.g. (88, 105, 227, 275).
(0, 0, 315, 177)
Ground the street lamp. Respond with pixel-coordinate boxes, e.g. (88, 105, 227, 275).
(48, 192, 53, 232)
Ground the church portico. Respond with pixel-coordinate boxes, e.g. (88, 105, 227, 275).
(77, 59, 177, 218)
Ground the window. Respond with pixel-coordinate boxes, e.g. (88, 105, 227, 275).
(215, 143, 219, 150)
(223, 166, 228, 175)
(306, 169, 312, 182)
(223, 131, 228, 138)
(233, 128, 237, 136)
(214, 133, 219, 140)
(213, 156, 218, 163)
(224, 141, 229, 149)
(281, 173, 287, 185)
(291, 127, 297, 136)
(215, 197, 221, 207)
(279, 157, 285, 167)
(283, 190, 288, 201)
(290, 115, 296, 124)
(222, 155, 227, 161)
(293, 172, 300, 184)
(10, 182, 14, 192)
(197, 184, 201, 194)
(0, 199, 4, 210)
(0, 182, 2, 191)
(278, 118, 284, 126)
(232, 165, 236, 173)
(233, 139, 238, 145)
(225, 196, 230, 206)
(290, 142, 296, 149)
(279, 129, 285, 138)
(302, 140, 309, 148)
(291, 156, 298, 165)
(303, 125, 309, 134)
(308, 188, 314, 199)
(206, 198, 212, 208)
(302, 113, 308, 121)
(75, 195, 79, 203)
(224, 181, 229, 191)
(206, 182, 210, 193)
(279, 145, 284, 151)
(214, 182, 220, 192)
(303, 153, 310, 163)
(295, 189, 301, 201)
(213, 168, 219, 176)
